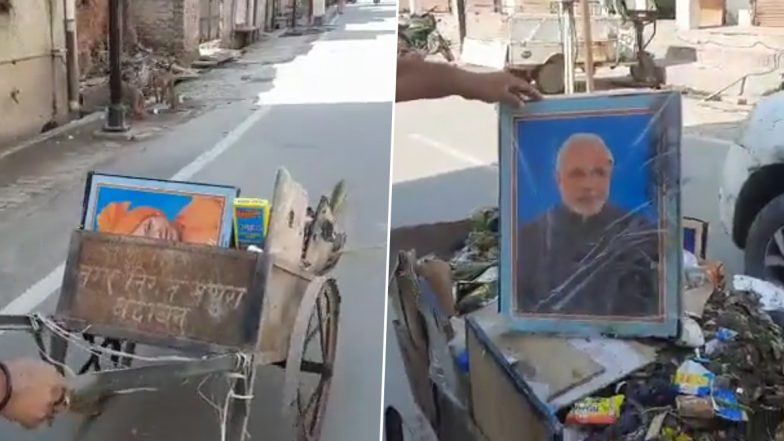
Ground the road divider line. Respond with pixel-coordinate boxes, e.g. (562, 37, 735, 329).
(408, 133, 495, 168)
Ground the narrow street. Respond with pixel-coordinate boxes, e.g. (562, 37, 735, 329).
(0, 2, 395, 440)
(384, 95, 751, 439)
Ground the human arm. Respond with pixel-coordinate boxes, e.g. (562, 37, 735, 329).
(0, 359, 69, 429)
(396, 55, 542, 105)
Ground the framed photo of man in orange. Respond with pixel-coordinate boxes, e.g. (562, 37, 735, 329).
(81, 173, 239, 247)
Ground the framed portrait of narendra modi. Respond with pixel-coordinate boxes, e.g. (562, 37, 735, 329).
(498, 91, 682, 338)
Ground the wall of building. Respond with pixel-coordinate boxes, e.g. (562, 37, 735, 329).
(0, 0, 68, 147)
(221, 0, 268, 49)
(76, 0, 108, 76)
(725, 0, 750, 25)
(133, 0, 200, 62)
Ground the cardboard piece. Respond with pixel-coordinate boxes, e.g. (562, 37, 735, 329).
(468, 306, 657, 410)
(495, 332, 606, 401)
(467, 317, 563, 441)
(683, 283, 715, 318)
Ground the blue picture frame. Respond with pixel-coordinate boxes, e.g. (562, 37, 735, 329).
(498, 91, 682, 338)
(82, 172, 239, 248)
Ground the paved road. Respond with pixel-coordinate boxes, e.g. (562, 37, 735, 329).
(384, 95, 749, 438)
(0, 3, 394, 440)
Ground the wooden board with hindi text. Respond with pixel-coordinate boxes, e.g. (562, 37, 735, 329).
(56, 230, 270, 353)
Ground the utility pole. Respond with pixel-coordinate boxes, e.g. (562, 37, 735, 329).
(64, 0, 80, 115)
(104, 0, 128, 133)
(580, 0, 595, 92)
(559, 0, 576, 94)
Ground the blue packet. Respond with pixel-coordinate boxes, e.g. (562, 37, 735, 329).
(712, 388, 748, 422)
(456, 350, 469, 373)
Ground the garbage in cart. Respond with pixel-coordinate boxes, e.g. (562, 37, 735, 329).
(0, 167, 347, 441)
(388, 205, 784, 441)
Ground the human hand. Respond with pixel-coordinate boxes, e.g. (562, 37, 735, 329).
(460, 69, 543, 106)
(1, 359, 69, 429)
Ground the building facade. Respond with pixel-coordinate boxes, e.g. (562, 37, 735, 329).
(0, 0, 68, 146)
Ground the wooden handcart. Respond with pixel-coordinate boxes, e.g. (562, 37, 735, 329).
(384, 220, 565, 441)
(0, 168, 346, 441)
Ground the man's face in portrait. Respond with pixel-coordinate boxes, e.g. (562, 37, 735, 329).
(131, 216, 181, 241)
(556, 135, 613, 218)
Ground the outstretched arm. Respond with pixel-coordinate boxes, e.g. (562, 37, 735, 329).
(396, 55, 542, 105)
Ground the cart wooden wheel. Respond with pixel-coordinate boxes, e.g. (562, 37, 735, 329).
(283, 276, 341, 441)
(385, 406, 405, 441)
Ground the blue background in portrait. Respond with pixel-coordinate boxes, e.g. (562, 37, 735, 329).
(683, 228, 696, 255)
(515, 112, 657, 224)
(92, 186, 193, 229)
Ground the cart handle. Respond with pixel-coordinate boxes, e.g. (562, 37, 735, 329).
(0, 314, 38, 332)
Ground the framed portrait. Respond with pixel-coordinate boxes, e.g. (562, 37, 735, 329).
(498, 91, 682, 338)
(683, 216, 709, 260)
(81, 172, 239, 247)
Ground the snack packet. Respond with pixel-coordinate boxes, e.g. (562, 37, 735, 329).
(674, 360, 715, 397)
(565, 395, 625, 426)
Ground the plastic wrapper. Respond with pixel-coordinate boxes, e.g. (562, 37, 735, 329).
(712, 388, 748, 422)
(733, 275, 784, 312)
(674, 360, 715, 397)
(703, 327, 738, 356)
(683, 250, 699, 269)
(565, 395, 626, 426)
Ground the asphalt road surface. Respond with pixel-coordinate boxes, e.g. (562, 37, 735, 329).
(0, 3, 395, 440)
(384, 95, 749, 439)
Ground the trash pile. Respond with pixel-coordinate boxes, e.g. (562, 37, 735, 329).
(420, 206, 784, 441)
(558, 279, 784, 441)
(450, 207, 499, 315)
(80, 42, 235, 115)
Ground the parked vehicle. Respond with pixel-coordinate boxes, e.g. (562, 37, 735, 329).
(398, 10, 455, 62)
(720, 92, 784, 284)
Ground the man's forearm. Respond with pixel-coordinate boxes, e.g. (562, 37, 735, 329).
(0, 361, 8, 413)
(396, 56, 474, 102)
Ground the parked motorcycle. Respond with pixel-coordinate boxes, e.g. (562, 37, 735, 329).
(398, 9, 454, 62)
